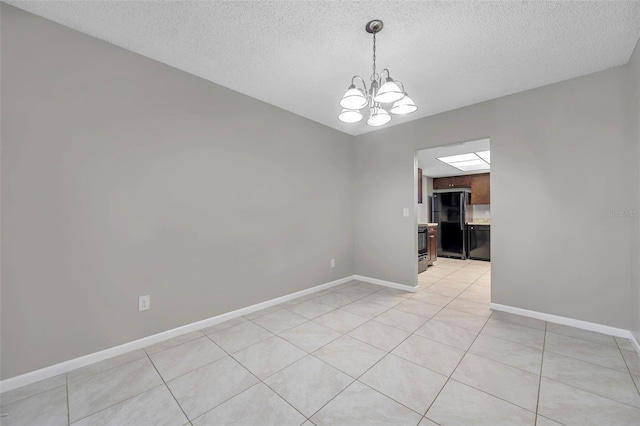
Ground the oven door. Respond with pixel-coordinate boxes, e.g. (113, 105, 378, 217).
(418, 228, 428, 255)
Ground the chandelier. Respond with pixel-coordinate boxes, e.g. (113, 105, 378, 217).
(338, 20, 417, 127)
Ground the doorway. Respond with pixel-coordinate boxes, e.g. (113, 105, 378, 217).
(416, 138, 491, 283)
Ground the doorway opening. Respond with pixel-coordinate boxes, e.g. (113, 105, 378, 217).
(416, 138, 491, 292)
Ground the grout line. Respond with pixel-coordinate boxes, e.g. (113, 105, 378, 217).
(534, 319, 548, 425)
(144, 352, 190, 423)
(65, 378, 70, 426)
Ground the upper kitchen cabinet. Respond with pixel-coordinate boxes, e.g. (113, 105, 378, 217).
(471, 173, 490, 204)
(433, 175, 472, 190)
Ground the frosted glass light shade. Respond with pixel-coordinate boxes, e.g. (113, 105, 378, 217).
(340, 85, 368, 109)
(374, 79, 404, 103)
(367, 106, 391, 127)
(338, 108, 363, 123)
(390, 93, 417, 114)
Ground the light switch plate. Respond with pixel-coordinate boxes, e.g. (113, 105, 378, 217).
(403, 208, 409, 217)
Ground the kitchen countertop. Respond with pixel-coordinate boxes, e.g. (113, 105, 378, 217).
(418, 223, 438, 227)
(467, 222, 491, 226)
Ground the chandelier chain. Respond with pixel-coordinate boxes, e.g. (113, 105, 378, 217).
(371, 31, 377, 82)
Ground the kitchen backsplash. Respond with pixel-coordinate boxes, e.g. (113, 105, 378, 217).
(469, 204, 491, 223)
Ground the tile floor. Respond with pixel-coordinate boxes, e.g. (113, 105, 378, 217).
(2, 258, 640, 425)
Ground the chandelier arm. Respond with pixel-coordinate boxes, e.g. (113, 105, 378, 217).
(351, 75, 369, 93)
(380, 68, 391, 80)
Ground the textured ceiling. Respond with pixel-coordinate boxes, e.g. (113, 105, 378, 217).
(6, 1, 640, 135)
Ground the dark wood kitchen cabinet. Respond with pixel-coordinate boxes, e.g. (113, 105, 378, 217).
(471, 173, 490, 205)
(433, 175, 472, 190)
(427, 224, 438, 266)
(418, 168, 423, 204)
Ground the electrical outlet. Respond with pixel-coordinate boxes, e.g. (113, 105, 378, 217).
(138, 295, 150, 311)
(331, 259, 336, 268)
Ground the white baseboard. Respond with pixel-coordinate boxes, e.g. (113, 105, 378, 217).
(490, 303, 636, 343)
(0, 275, 354, 393)
(353, 275, 418, 293)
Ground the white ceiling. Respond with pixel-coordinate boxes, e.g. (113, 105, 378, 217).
(418, 139, 490, 178)
(6, 1, 640, 136)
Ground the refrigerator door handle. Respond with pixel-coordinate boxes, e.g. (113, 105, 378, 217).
(460, 192, 465, 230)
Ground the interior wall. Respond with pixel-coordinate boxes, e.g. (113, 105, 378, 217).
(354, 63, 633, 330)
(628, 39, 640, 344)
(0, 5, 355, 379)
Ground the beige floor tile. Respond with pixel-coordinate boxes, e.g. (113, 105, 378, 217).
(348, 320, 411, 352)
(419, 417, 440, 425)
(192, 383, 306, 426)
(208, 321, 273, 353)
(360, 292, 407, 308)
(395, 299, 443, 318)
(458, 284, 491, 298)
(313, 308, 369, 333)
(423, 284, 464, 298)
(434, 279, 472, 290)
(373, 308, 429, 333)
(469, 334, 543, 375)
(0, 385, 67, 426)
(313, 335, 386, 378)
(149, 336, 226, 381)
(615, 336, 636, 351)
(446, 298, 492, 317)
(200, 316, 248, 335)
(67, 349, 147, 383)
(546, 323, 617, 347)
(0, 374, 65, 406)
(314, 291, 359, 308)
(544, 332, 628, 372)
(68, 357, 163, 423)
(392, 334, 466, 376)
(287, 299, 336, 319)
(633, 374, 640, 391)
(482, 318, 545, 348)
(244, 305, 283, 320)
(541, 351, 640, 408)
(442, 270, 483, 283)
(167, 356, 258, 420)
(311, 381, 422, 426)
(452, 353, 540, 411)
(341, 300, 389, 319)
(360, 354, 448, 414)
(432, 308, 488, 332)
(264, 355, 353, 417)
(417, 274, 440, 285)
(410, 291, 455, 307)
(535, 415, 564, 425)
(336, 285, 379, 299)
(538, 377, 640, 426)
(426, 380, 536, 426)
(279, 320, 342, 352)
(251, 309, 308, 334)
(72, 385, 187, 426)
(490, 311, 546, 331)
(232, 336, 306, 379)
(144, 330, 205, 355)
(621, 349, 640, 375)
(414, 319, 479, 351)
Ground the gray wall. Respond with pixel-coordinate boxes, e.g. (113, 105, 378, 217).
(629, 40, 640, 343)
(0, 5, 354, 379)
(354, 63, 634, 330)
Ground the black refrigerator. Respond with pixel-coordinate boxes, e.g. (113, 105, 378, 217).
(432, 191, 469, 259)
